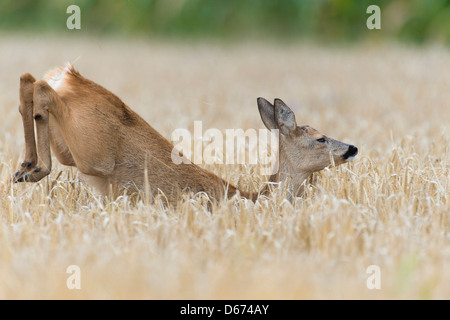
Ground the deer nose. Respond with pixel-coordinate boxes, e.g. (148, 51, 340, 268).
(343, 145, 358, 160)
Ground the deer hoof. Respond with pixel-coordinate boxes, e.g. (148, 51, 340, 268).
(21, 161, 33, 168)
(13, 170, 29, 183)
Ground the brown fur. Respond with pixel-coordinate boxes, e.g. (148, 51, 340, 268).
(14, 64, 357, 204)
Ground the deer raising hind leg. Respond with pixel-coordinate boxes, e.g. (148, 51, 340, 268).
(14, 64, 240, 202)
(14, 64, 358, 203)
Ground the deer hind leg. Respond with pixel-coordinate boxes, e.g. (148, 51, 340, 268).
(15, 80, 59, 182)
(14, 73, 38, 182)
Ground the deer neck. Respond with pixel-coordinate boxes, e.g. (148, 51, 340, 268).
(262, 144, 311, 199)
(231, 142, 311, 201)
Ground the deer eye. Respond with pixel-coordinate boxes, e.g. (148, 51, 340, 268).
(316, 138, 326, 143)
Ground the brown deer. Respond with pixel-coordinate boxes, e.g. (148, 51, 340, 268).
(14, 64, 358, 203)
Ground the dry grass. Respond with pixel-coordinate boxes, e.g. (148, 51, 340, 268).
(0, 36, 448, 299)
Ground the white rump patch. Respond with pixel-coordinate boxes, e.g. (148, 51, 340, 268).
(44, 62, 73, 91)
(46, 73, 63, 90)
(64, 64, 73, 74)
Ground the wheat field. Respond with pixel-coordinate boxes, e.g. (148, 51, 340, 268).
(0, 36, 448, 299)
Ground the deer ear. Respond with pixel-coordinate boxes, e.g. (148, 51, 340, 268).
(274, 98, 297, 136)
(257, 97, 277, 130)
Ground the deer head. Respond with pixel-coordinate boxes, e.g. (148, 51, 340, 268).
(257, 97, 358, 196)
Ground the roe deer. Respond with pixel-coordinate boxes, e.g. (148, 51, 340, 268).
(14, 64, 358, 203)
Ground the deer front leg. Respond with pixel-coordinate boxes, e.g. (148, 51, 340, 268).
(14, 73, 38, 182)
(16, 80, 55, 182)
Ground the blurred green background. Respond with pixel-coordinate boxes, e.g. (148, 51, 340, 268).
(1, 0, 450, 44)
